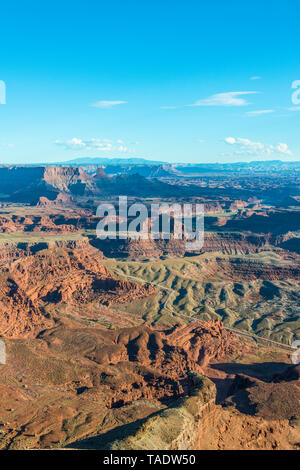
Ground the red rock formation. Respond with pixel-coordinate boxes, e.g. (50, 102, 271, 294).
(36, 192, 75, 207)
(0, 247, 156, 338)
(36, 319, 240, 408)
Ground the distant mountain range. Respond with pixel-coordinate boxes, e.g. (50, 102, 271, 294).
(54, 158, 300, 178)
(54, 157, 168, 166)
(49, 159, 300, 174)
(0, 161, 299, 205)
(1, 158, 300, 172)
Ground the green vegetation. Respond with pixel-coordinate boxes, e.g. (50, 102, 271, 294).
(0, 232, 86, 244)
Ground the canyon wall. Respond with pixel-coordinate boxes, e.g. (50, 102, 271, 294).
(104, 373, 216, 450)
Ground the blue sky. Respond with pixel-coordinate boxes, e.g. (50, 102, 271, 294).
(0, 0, 299, 164)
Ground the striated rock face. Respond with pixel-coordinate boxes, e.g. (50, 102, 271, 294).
(92, 238, 187, 259)
(200, 232, 269, 255)
(91, 232, 269, 259)
(183, 256, 300, 282)
(91, 232, 290, 259)
(42, 167, 93, 194)
(0, 166, 93, 203)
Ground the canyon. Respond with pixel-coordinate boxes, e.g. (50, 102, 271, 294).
(0, 162, 299, 450)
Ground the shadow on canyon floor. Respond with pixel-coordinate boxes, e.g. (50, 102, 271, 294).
(210, 361, 290, 382)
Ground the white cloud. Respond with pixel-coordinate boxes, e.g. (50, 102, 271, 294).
(55, 137, 131, 153)
(246, 109, 274, 116)
(90, 100, 127, 108)
(250, 76, 261, 80)
(224, 137, 292, 157)
(276, 143, 292, 155)
(224, 137, 237, 145)
(188, 91, 258, 107)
